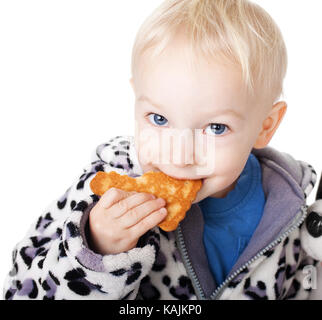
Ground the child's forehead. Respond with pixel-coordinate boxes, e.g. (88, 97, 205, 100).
(134, 41, 270, 117)
(136, 57, 254, 112)
(137, 45, 245, 93)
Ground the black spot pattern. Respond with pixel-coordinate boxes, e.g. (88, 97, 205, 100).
(162, 275, 171, 286)
(29, 280, 38, 299)
(70, 200, 76, 210)
(136, 229, 161, 257)
(73, 200, 88, 212)
(285, 264, 296, 280)
(64, 268, 86, 281)
(126, 262, 142, 285)
(257, 281, 266, 290)
(278, 255, 286, 265)
(228, 268, 250, 289)
(114, 151, 128, 156)
(20, 247, 32, 269)
(9, 262, 18, 277)
(127, 157, 134, 169)
(244, 280, 268, 300)
(57, 198, 67, 210)
(63, 240, 69, 251)
(282, 237, 289, 247)
(66, 221, 80, 238)
(5, 290, 14, 300)
(30, 236, 51, 248)
(109, 262, 143, 287)
(37, 258, 45, 269)
(64, 268, 91, 296)
(76, 178, 85, 190)
(41, 280, 50, 291)
(35, 217, 42, 230)
(284, 279, 301, 299)
(95, 164, 105, 172)
(152, 251, 166, 272)
(58, 242, 67, 259)
(139, 275, 161, 300)
(49, 271, 60, 286)
(293, 238, 301, 262)
(110, 268, 127, 277)
(15, 280, 22, 290)
(90, 194, 100, 203)
(76, 171, 96, 190)
(263, 249, 274, 257)
(169, 276, 194, 300)
(244, 277, 251, 290)
(294, 252, 300, 263)
(67, 281, 90, 296)
(275, 266, 286, 280)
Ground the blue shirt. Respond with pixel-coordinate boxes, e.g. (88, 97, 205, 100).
(198, 153, 266, 286)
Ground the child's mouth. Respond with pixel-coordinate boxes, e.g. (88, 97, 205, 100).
(151, 169, 206, 182)
(164, 172, 205, 182)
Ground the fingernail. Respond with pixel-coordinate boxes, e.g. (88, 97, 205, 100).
(157, 198, 165, 204)
(160, 208, 167, 214)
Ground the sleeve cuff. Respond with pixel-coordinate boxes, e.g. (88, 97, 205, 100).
(79, 201, 96, 250)
(62, 195, 160, 297)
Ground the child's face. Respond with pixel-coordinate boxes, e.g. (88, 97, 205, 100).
(130, 37, 286, 203)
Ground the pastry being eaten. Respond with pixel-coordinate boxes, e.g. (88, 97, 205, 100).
(90, 170, 202, 232)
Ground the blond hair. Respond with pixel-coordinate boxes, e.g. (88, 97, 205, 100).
(131, 0, 287, 102)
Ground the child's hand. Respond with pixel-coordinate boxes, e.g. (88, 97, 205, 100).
(88, 188, 167, 255)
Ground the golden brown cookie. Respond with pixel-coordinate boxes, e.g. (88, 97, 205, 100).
(90, 170, 202, 232)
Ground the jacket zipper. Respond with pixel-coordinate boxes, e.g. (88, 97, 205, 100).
(175, 204, 308, 300)
(175, 225, 206, 299)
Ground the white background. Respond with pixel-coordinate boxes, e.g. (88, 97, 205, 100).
(1, 0, 322, 298)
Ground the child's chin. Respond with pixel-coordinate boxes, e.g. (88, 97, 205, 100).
(192, 183, 206, 204)
(192, 195, 203, 204)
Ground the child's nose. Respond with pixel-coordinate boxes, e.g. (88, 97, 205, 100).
(170, 147, 195, 167)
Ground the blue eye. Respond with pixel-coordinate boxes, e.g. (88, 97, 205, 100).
(205, 123, 229, 136)
(147, 113, 168, 126)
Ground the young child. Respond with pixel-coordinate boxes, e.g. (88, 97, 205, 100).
(3, 0, 322, 300)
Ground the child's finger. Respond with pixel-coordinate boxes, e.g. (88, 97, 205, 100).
(129, 207, 167, 238)
(98, 188, 133, 210)
(108, 192, 156, 218)
(119, 197, 166, 228)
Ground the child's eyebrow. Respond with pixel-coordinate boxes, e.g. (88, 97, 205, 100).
(138, 95, 245, 120)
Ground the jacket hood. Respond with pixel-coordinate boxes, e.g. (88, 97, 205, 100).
(237, 146, 317, 269)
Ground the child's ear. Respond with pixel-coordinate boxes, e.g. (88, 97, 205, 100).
(253, 101, 287, 149)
